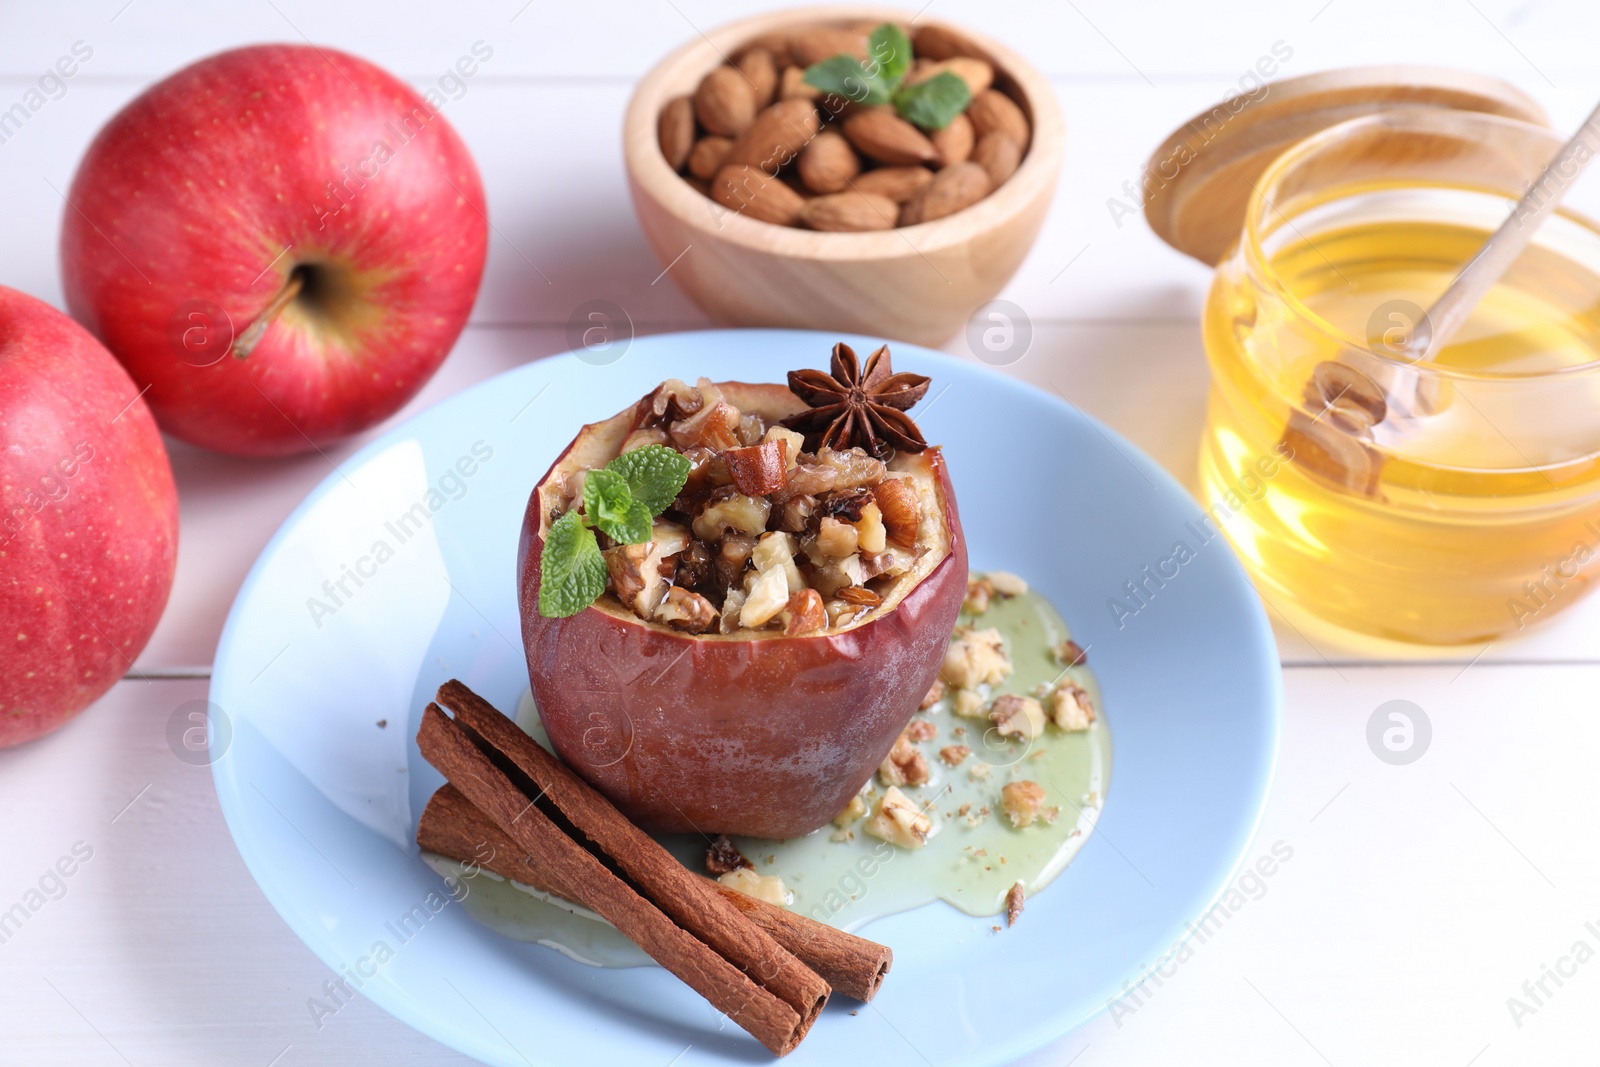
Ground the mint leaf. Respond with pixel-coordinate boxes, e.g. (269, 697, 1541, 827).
(895, 71, 972, 130)
(538, 510, 607, 618)
(867, 23, 912, 86)
(804, 55, 893, 106)
(605, 444, 691, 515)
(583, 468, 652, 544)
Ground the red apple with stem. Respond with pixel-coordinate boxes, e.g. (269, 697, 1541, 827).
(60, 44, 489, 457)
(0, 286, 178, 747)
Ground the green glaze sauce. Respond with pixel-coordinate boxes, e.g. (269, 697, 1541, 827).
(426, 582, 1110, 966)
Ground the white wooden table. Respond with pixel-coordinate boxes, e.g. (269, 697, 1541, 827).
(4, 2, 1600, 1064)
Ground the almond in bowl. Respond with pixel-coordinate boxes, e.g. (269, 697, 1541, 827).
(624, 9, 1063, 346)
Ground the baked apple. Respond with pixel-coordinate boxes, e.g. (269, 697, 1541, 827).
(517, 345, 966, 838)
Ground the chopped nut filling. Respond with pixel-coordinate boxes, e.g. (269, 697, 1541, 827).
(989, 694, 1046, 741)
(1000, 780, 1054, 829)
(718, 866, 791, 905)
(942, 628, 1012, 689)
(864, 785, 935, 849)
(878, 731, 930, 787)
(1045, 681, 1097, 731)
(562, 377, 945, 637)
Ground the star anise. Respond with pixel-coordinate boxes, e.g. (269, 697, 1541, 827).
(781, 343, 931, 459)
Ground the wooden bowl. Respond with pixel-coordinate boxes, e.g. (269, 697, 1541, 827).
(623, 6, 1064, 348)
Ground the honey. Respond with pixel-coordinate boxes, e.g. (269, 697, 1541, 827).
(1200, 149, 1600, 645)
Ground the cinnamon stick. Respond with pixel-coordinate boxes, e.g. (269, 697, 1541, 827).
(416, 695, 825, 1056)
(434, 681, 831, 1019)
(419, 784, 892, 1002)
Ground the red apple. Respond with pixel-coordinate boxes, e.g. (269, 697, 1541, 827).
(0, 286, 178, 747)
(518, 382, 967, 839)
(60, 44, 488, 457)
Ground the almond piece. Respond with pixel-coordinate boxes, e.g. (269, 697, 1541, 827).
(972, 131, 1022, 187)
(904, 161, 991, 223)
(736, 47, 779, 108)
(854, 166, 935, 203)
(913, 23, 984, 61)
(906, 57, 994, 96)
(658, 95, 694, 171)
(801, 191, 898, 232)
(843, 107, 939, 166)
(723, 98, 821, 171)
(787, 26, 868, 67)
(797, 131, 861, 194)
(781, 588, 827, 636)
(967, 89, 1030, 150)
(695, 66, 757, 137)
(687, 136, 733, 181)
(724, 440, 789, 496)
(711, 164, 807, 226)
(930, 112, 974, 168)
(780, 65, 820, 101)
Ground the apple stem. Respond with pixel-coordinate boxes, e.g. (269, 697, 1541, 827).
(231, 272, 304, 360)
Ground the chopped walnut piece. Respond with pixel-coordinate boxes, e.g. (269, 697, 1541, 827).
(810, 553, 867, 597)
(705, 834, 752, 875)
(620, 425, 670, 453)
(604, 541, 669, 620)
(778, 493, 817, 532)
(861, 545, 915, 581)
(854, 501, 887, 554)
(904, 719, 937, 742)
(1055, 639, 1088, 668)
(823, 598, 866, 629)
(940, 744, 971, 766)
(761, 425, 805, 469)
(1045, 681, 1097, 731)
(1005, 881, 1025, 926)
(941, 628, 1012, 689)
(872, 477, 922, 548)
(815, 516, 860, 559)
(781, 589, 827, 635)
(740, 565, 790, 628)
(987, 571, 1029, 597)
(1001, 780, 1048, 828)
(878, 732, 930, 787)
(656, 587, 717, 633)
(953, 688, 986, 719)
(920, 679, 945, 710)
(832, 790, 869, 827)
(964, 577, 993, 615)
(990, 694, 1046, 741)
(864, 785, 935, 849)
(814, 446, 886, 490)
(719, 587, 747, 633)
(718, 866, 791, 905)
(693, 488, 772, 540)
(752, 531, 804, 592)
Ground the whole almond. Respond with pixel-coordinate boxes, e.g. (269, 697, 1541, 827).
(779, 65, 820, 101)
(658, 95, 694, 171)
(971, 131, 1021, 187)
(797, 131, 860, 194)
(787, 26, 868, 67)
(843, 107, 939, 166)
(737, 47, 779, 108)
(930, 112, 974, 167)
(695, 66, 757, 137)
(723, 98, 821, 171)
(801, 191, 899, 232)
(904, 161, 991, 224)
(967, 89, 1030, 150)
(741, 32, 794, 66)
(688, 135, 734, 181)
(906, 57, 994, 97)
(912, 23, 984, 61)
(854, 166, 935, 203)
(712, 164, 807, 226)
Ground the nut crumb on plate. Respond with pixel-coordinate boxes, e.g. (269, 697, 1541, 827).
(705, 833, 752, 875)
(1005, 881, 1025, 926)
(1000, 780, 1051, 828)
(718, 866, 792, 906)
(986, 571, 1028, 597)
(919, 679, 945, 709)
(1045, 681, 1096, 731)
(864, 785, 935, 849)
(1055, 639, 1088, 667)
(878, 731, 930, 787)
(989, 694, 1045, 740)
(940, 744, 971, 766)
(941, 628, 1012, 689)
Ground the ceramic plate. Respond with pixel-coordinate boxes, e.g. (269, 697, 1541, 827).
(211, 329, 1280, 1066)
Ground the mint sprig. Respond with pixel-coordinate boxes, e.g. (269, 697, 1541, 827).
(538, 444, 692, 618)
(802, 22, 972, 130)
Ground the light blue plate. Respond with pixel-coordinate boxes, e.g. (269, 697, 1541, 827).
(211, 329, 1280, 1067)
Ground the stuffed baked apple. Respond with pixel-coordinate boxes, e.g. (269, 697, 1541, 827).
(517, 343, 966, 838)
